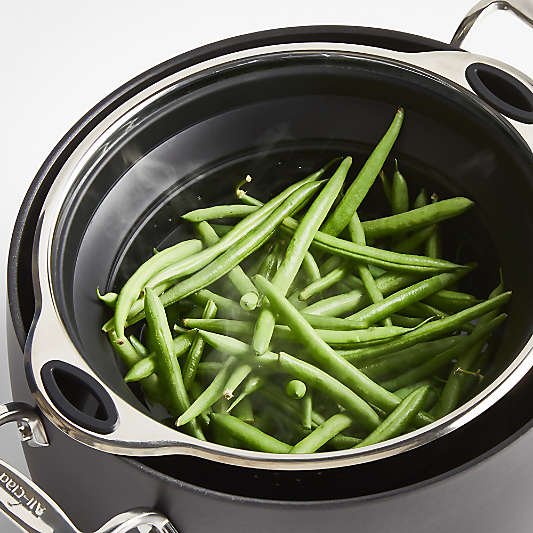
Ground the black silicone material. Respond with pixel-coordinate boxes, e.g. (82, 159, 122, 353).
(466, 62, 533, 124)
(41, 361, 118, 434)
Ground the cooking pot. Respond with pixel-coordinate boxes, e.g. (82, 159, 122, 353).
(3, 1, 533, 531)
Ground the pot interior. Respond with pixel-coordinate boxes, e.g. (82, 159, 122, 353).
(39, 49, 532, 497)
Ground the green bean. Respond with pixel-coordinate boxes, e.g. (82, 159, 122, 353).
(97, 289, 118, 308)
(328, 434, 363, 450)
(381, 313, 506, 391)
(299, 314, 367, 330)
(198, 330, 381, 430)
(301, 392, 312, 430)
(424, 290, 480, 313)
(195, 222, 259, 309)
(128, 334, 148, 357)
(414, 189, 429, 209)
(321, 108, 404, 236)
(392, 226, 435, 254)
(355, 386, 429, 448)
(249, 242, 281, 308)
(380, 170, 392, 205)
(291, 413, 353, 453)
(232, 398, 254, 424)
(183, 300, 217, 390)
(210, 413, 291, 453)
(286, 380, 307, 399)
(360, 336, 461, 380)
(361, 197, 474, 240)
(251, 276, 433, 427)
(403, 301, 448, 320)
(124, 330, 196, 382)
(223, 363, 252, 400)
(183, 204, 258, 222)
(185, 317, 412, 346)
(301, 251, 322, 283)
(298, 264, 347, 300)
(349, 212, 392, 327)
(302, 272, 417, 317)
(227, 375, 264, 413)
(253, 157, 352, 355)
(143, 288, 205, 439)
(176, 357, 236, 427)
(391, 160, 409, 215)
(346, 268, 472, 325)
(339, 291, 510, 364)
(114, 239, 203, 338)
(425, 193, 442, 258)
(127, 181, 323, 329)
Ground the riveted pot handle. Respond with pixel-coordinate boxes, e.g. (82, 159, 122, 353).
(451, 0, 533, 47)
(0, 403, 179, 533)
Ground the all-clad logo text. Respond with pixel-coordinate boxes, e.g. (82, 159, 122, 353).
(0, 472, 46, 517)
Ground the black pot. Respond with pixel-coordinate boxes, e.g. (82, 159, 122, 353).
(4, 7, 533, 533)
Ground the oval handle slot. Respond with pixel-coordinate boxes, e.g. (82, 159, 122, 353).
(466, 62, 533, 123)
(41, 361, 118, 434)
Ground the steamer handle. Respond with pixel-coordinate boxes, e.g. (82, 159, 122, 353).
(0, 403, 179, 533)
(451, 0, 533, 47)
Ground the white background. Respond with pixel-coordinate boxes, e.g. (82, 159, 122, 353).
(0, 1, 530, 531)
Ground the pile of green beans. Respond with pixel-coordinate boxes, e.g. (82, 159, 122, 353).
(99, 108, 510, 454)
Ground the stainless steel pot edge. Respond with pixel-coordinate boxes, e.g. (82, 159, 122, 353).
(24, 42, 533, 468)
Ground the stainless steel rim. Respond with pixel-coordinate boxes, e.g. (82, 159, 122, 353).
(25, 40, 533, 470)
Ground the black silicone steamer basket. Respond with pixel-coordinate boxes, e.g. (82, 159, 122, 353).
(1, 1, 533, 532)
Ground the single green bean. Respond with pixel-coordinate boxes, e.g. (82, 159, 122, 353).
(183, 300, 217, 390)
(195, 221, 259, 309)
(191, 289, 251, 320)
(286, 380, 307, 399)
(390, 315, 426, 327)
(176, 357, 236, 427)
(391, 160, 409, 215)
(301, 251, 322, 283)
(425, 193, 442, 258)
(97, 289, 118, 308)
(380, 170, 392, 205)
(301, 392, 312, 430)
(210, 413, 291, 453)
(291, 413, 353, 453)
(355, 386, 429, 447)
(253, 157, 352, 355)
(298, 264, 347, 301)
(251, 276, 433, 427)
(321, 108, 404, 236)
(361, 197, 474, 240)
(424, 290, 480, 313)
(183, 204, 258, 222)
(414, 189, 428, 209)
(339, 291, 510, 364)
(143, 287, 205, 439)
(394, 381, 440, 411)
(128, 334, 148, 357)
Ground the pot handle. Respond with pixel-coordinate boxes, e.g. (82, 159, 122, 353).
(451, 0, 533, 47)
(0, 402, 179, 533)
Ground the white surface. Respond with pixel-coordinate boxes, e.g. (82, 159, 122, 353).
(0, 1, 530, 531)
